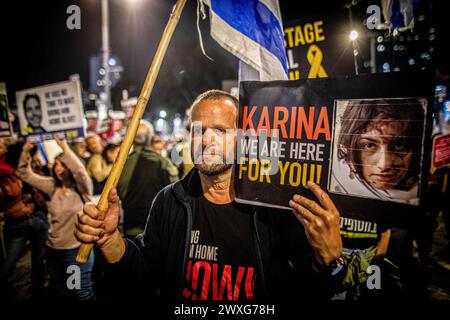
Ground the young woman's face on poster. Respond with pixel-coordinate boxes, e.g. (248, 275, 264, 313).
(358, 117, 413, 190)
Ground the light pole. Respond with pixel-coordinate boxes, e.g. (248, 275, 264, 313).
(101, 0, 111, 109)
(350, 30, 359, 75)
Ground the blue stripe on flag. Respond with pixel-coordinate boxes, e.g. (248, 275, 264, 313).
(211, 0, 288, 75)
(37, 143, 48, 164)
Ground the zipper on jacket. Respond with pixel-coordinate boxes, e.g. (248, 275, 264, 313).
(252, 210, 269, 299)
(179, 197, 193, 294)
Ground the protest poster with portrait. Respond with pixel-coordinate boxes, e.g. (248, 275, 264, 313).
(234, 72, 434, 226)
(0, 83, 12, 137)
(16, 79, 85, 143)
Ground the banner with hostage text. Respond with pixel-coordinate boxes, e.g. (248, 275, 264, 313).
(234, 72, 434, 226)
(16, 79, 85, 143)
(284, 12, 354, 80)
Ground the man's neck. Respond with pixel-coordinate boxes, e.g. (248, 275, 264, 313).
(199, 168, 235, 205)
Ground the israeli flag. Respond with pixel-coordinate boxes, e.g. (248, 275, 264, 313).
(204, 0, 288, 81)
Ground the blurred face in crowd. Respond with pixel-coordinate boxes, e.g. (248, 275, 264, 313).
(24, 96, 42, 128)
(0, 141, 7, 157)
(86, 135, 103, 154)
(87, 118, 97, 132)
(151, 136, 164, 155)
(358, 117, 413, 190)
(32, 152, 44, 170)
(105, 147, 120, 164)
(75, 141, 87, 157)
(54, 159, 70, 181)
(191, 98, 237, 176)
(135, 123, 151, 147)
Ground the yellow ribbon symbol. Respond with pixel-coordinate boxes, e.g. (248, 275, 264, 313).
(307, 44, 327, 78)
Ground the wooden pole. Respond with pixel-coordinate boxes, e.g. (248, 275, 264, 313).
(76, 0, 187, 263)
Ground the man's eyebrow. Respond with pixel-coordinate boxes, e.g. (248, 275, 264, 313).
(199, 123, 232, 130)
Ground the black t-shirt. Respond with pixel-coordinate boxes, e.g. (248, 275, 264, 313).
(182, 195, 258, 301)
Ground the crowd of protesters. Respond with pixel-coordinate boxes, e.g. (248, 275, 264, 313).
(0, 120, 184, 300)
(0, 89, 449, 300)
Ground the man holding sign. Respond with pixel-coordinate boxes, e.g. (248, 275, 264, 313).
(75, 90, 344, 300)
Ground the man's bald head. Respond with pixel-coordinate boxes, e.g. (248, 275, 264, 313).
(190, 89, 238, 116)
(135, 120, 155, 148)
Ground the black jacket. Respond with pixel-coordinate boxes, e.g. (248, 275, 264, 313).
(117, 148, 179, 237)
(103, 169, 339, 300)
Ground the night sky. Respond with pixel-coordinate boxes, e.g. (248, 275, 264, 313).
(0, 0, 446, 119)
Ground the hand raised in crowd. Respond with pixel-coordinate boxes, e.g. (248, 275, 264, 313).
(53, 134, 69, 151)
(74, 188, 126, 263)
(22, 141, 35, 163)
(289, 180, 343, 269)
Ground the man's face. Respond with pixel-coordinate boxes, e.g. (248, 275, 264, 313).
(358, 118, 413, 190)
(190, 98, 237, 176)
(25, 97, 42, 128)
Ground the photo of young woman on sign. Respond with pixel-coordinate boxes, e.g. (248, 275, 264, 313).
(329, 98, 427, 205)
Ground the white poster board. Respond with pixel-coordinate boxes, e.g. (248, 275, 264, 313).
(16, 79, 85, 142)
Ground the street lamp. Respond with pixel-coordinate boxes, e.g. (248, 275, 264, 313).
(349, 30, 359, 75)
(101, 0, 111, 109)
(160, 110, 167, 119)
(349, 30, 359, 41)
(100, 0, 143, 110)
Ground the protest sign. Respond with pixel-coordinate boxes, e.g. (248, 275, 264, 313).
(0, 83, 12, 137)
(16, 79, 85, 142)
(431, 134, 450, 173)
(235, 72, 434, 226)
(284, 12, 354, 80)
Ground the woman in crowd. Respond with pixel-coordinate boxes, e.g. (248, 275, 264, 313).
(15, 136, 94, 300)
(85, 133, 111, 195)
(71, 137, 90, 165)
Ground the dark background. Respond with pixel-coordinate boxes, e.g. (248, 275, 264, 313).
(0, 0, 447, 120)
